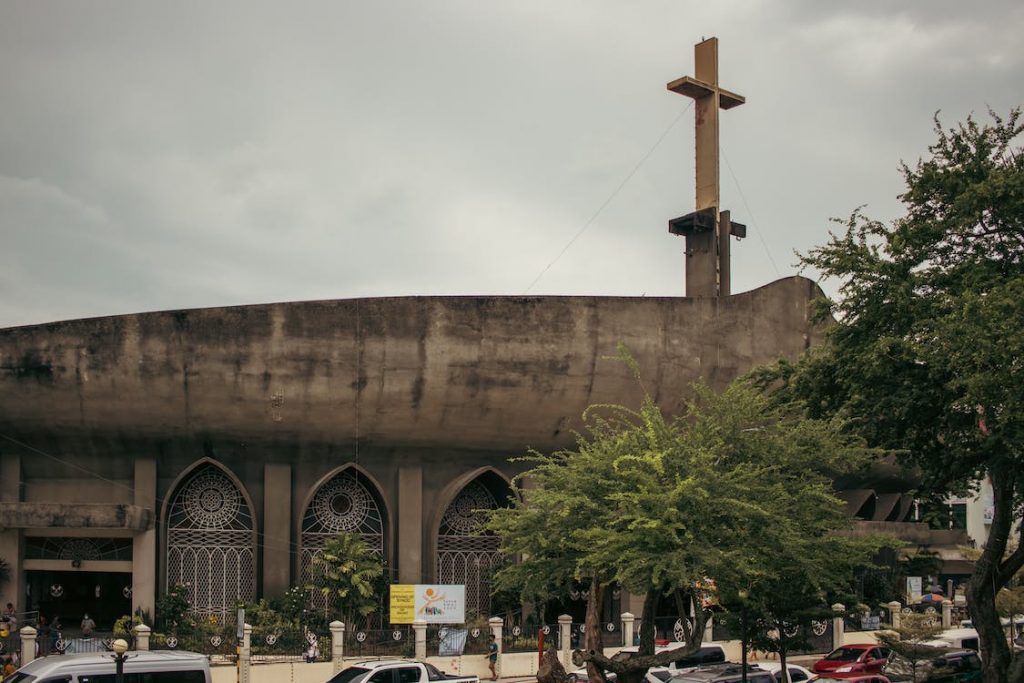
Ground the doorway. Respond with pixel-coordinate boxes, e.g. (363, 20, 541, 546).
(27, 570, 132, 633)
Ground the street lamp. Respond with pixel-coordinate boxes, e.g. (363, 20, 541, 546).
(111, 638, 129, 683)
(737, 590, 749, 683)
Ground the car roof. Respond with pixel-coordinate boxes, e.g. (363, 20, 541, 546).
(350, 659, 422, 669)
(19, 650, 208, 673)
(668, 665, 772, 683)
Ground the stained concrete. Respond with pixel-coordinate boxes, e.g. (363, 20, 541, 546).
(0, 277, 826, 609)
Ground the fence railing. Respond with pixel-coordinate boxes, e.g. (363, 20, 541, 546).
(345, 626, 414, 658)
(250, 627, 329, 663)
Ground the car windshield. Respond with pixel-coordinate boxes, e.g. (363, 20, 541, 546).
(824, 647, 864, 661)
(330, 667, 373, 683)
(4, 675, 37, 683)
(650, 672, 673, 682)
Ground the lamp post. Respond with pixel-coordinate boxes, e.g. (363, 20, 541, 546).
(111, 638, 129, 683)
(737, 590, 749, 683)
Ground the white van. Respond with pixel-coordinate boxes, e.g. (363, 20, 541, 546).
(5, 650, 211, 682)
(923, 627, 981, 652)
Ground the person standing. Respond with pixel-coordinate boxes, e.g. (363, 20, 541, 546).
(80, 613, 96, 637)
(486, 634, 498, 681)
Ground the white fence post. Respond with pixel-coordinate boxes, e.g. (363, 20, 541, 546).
(238, 623, 251, 683)
(19, 626, 37, 666)
(489, 617, 504, 679)
(330, 621, 345, 673)
(413, 620, 428, 661)
(133, 624, 151, 651)
(831, 604, 845, 650)
(558, 614, 573, 668)
(621, 612, 635, 648)
(942, 599, 953, 629)
(887, 601, 903, 630)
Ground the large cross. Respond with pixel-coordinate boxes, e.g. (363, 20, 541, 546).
(667, 37, 747, 298)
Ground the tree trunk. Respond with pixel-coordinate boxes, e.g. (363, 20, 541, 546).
(968, 469, 1013, 683)
(617, 589, 659, 683)
(538, 643, 570, 683)
(584, 578, 607, 683)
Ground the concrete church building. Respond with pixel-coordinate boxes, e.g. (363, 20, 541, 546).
(0, 39, 941, 629)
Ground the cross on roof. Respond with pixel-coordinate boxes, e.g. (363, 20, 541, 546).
(666, 37, 747, 298)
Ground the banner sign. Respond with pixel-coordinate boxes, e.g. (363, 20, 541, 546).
(390, 584, 466, 624)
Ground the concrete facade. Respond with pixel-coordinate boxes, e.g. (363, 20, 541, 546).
(0, 278, 826, 621)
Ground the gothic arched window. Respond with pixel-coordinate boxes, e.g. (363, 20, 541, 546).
(165, 464, 256, 619)
(301, 469, 385, 602)
(436, 479, 507, 617)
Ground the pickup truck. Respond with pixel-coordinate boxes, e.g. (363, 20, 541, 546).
(326, 659, 481, 683)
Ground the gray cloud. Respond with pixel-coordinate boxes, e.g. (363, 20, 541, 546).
(2, 1, 1022, 327)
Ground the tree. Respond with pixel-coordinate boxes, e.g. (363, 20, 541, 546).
(755, 109, 1024, 682)
(488, 356, 885, 683)
(308, 532, 384, 627)
(875, 613, 946, 683)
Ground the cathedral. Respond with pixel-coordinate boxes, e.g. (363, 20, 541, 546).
(0, 39, 948, 630)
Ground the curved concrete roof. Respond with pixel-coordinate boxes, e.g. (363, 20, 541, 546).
(0, 277, 824, 452)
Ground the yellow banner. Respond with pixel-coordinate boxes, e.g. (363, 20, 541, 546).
(390, 584, 416, 624)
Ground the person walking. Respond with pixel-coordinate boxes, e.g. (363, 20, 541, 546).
(486, 634, 498, 681)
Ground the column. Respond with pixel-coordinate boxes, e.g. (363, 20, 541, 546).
(134, 624, 151, 651)
(558, 614, 572, 668)
(414, 620, 427, 660)
(831, 604, 845, 650)
(887, 601, 902, 630)
(20, 625, 36, 666)
(703, 614, 714, 643)
(330, 621, 345, 673)
(397, 464, 423, 583)
(0, 453, 23, 610)
(262, 463, 292, 598)
(132, 457, 157, 618)
(489, 616, 504, 679)
(239, 623, 252, 683)
(942, 599, 953, 629)
(621, 613, 635, 649)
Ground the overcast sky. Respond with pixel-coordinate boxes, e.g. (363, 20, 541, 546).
(1, 1, 1021, 328)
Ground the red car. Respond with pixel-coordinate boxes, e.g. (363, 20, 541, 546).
(812, 644, 891, 678)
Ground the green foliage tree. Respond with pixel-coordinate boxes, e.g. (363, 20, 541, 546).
(753, 108, 1024, 682)
(308, 531, 384, 627)
(488, 356, 886, 683)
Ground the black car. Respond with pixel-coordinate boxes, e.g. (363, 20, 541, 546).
(882, 648, 982, 682)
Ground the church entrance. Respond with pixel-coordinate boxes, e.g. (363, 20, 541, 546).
(27, 570, 132, 633)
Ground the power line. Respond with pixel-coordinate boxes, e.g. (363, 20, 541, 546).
(523, 102, 693, 294)
(721, 147, 782, 278)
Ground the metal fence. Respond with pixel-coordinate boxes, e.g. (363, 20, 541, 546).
(151, 628, 238, 664)
(502, 625, 540, 653)
(345, 627, 414, 658)
(251, 627, 329, 663)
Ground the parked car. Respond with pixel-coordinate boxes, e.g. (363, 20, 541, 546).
(815, 676, 891, 683)
(750, 661, 817, 682)
(7, 649, 212, 682)
(882, 648, 982, 682)
(812, 644, 890, 678)
(924, 629, 979, 653)
(326, 659, 480, 683)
